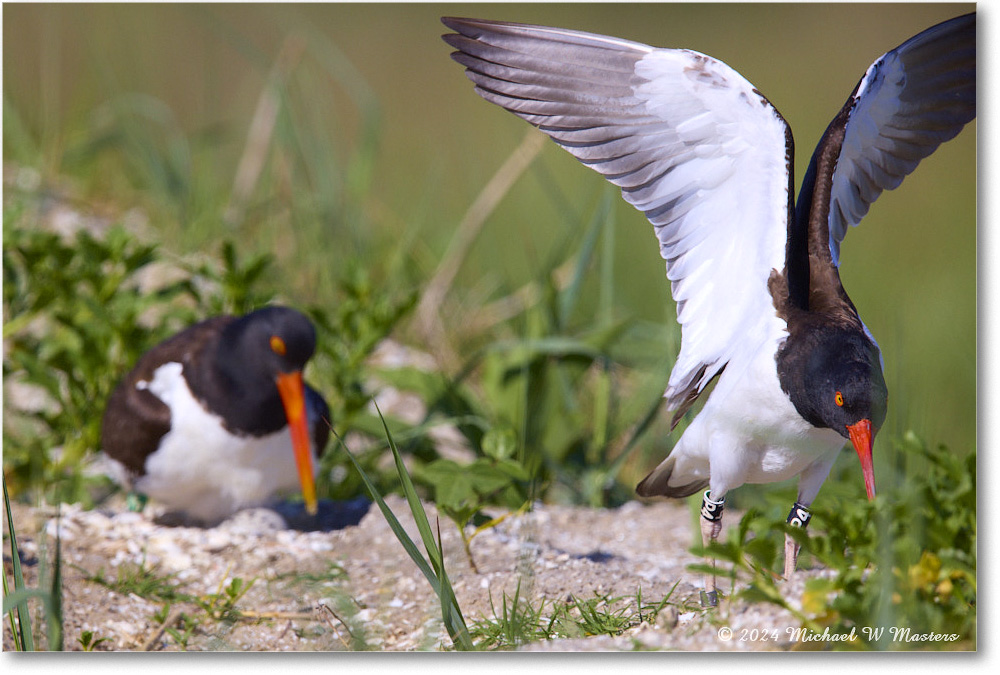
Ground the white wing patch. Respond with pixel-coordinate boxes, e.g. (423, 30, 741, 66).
(445, 19, 793, 410)
(629, 49, 790, 404)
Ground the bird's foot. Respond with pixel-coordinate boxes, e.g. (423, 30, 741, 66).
(783, 501, 812, 578)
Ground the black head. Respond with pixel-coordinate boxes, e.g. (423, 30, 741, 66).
(195, 306, 319, 437)
(779, 325, 887, 499)
(800, 331, 888, 437)
(210, 306, 321, 513)
(222, 306, 317, 379)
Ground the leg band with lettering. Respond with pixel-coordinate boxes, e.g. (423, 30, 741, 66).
(786, 501, 812, 528)
(701, 490, 726, 522)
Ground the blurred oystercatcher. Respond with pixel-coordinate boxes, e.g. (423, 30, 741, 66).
(443, 14, 975, 603)
(101, 306, 329, 523)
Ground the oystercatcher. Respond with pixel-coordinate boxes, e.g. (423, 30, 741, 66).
(101, 306, 330, 523)
(443, 14, 975, 603)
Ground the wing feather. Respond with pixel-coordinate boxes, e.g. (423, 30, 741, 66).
(443, 17, 792, 415)
(825, 13, 975, 265)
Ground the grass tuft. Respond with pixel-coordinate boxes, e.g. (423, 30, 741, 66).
(3, 476, 62, 650)
(343, 402, 474, 651)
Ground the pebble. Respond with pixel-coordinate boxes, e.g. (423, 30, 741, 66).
(114, 512, 145, 525)
(44, 518, 79, 541)
(108, 620, 139, 637)
(219, 508, 287, 536)
(308, 538, 334, 552)
(204, 530, 232, 552)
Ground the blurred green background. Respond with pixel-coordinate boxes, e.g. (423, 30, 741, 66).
(3, 3, 976, 484)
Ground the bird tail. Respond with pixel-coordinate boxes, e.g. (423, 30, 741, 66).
(636, 456, 709, 499)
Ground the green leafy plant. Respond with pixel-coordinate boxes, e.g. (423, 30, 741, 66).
(307, 262, 420, 500)
(77, 630, 112, 651)
(689, 432, 976, 650)
(798, 434, 976, 649)
(161, 611, 198, 650)
(1, 208, 284, 505)
(417, 425, 530, 571)
(188, 241, 278, 317)
(85, 559, 189, 605)
(3, 221, 194, 502)
(470, 584, 680, 650)
(195, 575, 257, 623)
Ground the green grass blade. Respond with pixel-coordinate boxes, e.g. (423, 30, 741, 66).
(2, 480, 22, 651)
(340, 423, 473, 650)
(434, 518, 473, 650)
(340, 437, 440, 594)
(2, 588, 51, 616)
(1, 555, 19, 651)
(375, 405, 442, 563)
(49, 507, 64, 650)
(4, 476, 35, 651)
(370, 401, 473, 650)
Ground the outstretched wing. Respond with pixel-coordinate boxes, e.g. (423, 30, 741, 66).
(813, 13, 976, 267)
(443, 17, 792, 418)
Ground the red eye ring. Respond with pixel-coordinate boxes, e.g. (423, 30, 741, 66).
(270, 335, 287, 355)
(834, 391, 844, 407)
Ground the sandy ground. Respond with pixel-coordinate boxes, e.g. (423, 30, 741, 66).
(3, 492, 828, 652)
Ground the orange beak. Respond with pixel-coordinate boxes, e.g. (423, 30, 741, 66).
(275, 370, 318, 515)
(847, 419, 876, 501)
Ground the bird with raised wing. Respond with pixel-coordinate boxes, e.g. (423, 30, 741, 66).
(442, 13, 975, 605)
(101, 306, 329, 524)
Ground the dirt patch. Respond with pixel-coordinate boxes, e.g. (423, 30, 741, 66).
(3, 493, 833, 652)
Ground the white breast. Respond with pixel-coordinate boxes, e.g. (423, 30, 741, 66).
(130, 361, 308, 522)
(666, 317, 847, 497)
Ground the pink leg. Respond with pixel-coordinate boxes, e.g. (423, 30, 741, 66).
(783, 502, 812, 578)
(700, 490, 725, 607)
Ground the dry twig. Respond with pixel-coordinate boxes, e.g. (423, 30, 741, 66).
(140, 606, 183, 651)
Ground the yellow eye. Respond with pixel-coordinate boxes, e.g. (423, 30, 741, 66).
(835, 391, 844, 407)
(270, 335, 287, 355)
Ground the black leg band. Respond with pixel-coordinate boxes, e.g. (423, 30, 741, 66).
(786, 502, 812, 528)
(701, 490, 725, 522)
